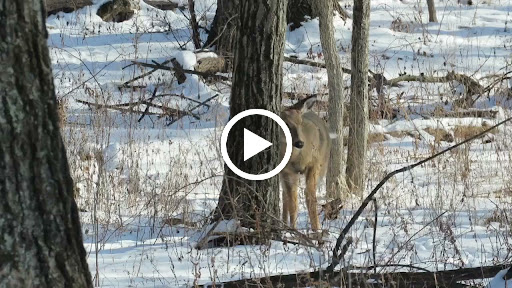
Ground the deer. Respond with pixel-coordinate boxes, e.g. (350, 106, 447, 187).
(279, 96, 331, 232)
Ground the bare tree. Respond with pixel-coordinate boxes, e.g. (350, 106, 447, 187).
(212, 0, 288, 235)
(427, 0, 438, 22)
(0, 0, 93, 287)
(312, 0, 347, 199)
(346, 0, 370, 196)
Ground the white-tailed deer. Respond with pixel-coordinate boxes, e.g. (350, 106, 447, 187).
(280, 96, 331, 231)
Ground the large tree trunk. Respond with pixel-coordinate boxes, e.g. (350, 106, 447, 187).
(346, 0, 370, 196)
(212, 0, 288, 235)
(427, 0, 438, 22)
(313, 0, 347, 200)
(0, 0, 93, 287)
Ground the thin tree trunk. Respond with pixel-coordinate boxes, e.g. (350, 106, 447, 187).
(313, 0, 347, 199)
(188, 0, 201, 49)
(427, 0, 438, 22)
(346, 0, 370, 196)
(212, 0, 288, 235)
(0, 0, 93, 287)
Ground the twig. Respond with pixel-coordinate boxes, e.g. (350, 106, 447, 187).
(138, 86, 158, 122)
(165, 94, 219, 126)
(372, 197, 377, 275)
(326, 116, 512, 274)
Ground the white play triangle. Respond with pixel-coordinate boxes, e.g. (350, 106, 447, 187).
(243, 128, 273, 161)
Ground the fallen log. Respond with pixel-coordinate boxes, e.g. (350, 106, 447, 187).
(205, 264, 508, 288)
(143, 0, 180, 10)
(45, 0, 92, 15)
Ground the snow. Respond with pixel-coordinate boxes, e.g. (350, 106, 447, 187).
(47, 0, 512, 286)
(488, 269, 512, 288)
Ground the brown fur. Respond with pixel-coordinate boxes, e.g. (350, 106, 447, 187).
(280, 96, 331, 231)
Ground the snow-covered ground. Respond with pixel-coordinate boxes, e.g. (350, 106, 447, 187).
(47, 0, 512, 286)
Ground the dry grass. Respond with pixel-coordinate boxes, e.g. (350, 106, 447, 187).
(453, 125, 498, 140)
(424, 127, 454, 143)
(368, 132, 387, 144)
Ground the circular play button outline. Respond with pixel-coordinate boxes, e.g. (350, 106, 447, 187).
(220, 109, 292, 181)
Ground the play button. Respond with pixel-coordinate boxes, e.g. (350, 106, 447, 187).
(221, 109, 292, 181)
(243, 129, 273, 161)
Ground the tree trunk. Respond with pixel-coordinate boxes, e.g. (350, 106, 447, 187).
(312, 0, 347, 199)
(188, 0, 201, 49)
(205, 0, 348, 55)
(0, 0, 93, 287)
(212, 0, 288, 235)
(288, 0, 350, 30)
(427, 0, 438, 22)
(203, 0, 239, 57)
(346, 0, 370, 196)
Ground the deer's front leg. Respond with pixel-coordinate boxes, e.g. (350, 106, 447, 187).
(305, 167, 320, 231)
(281, 172, 299, 228)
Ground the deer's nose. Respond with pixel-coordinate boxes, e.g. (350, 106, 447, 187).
(293, 141, 304, 149)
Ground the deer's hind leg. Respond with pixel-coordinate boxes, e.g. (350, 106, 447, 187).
(281, 172, 299, 228)
(305, 167, 320, 231)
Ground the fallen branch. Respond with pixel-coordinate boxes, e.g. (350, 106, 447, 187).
(165, 94, 219, 126)
(387, 72, 483, 92)
(131, 60, 231, 81)
(326, 115, 512, 274)
(76, 99, 198, 119)
(284, 56, 352, 74)
(404, 108, 500, 119)
(121, 59, 172, 87)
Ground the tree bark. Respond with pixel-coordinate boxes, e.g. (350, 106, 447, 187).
(346, 0, 370, 196)
(0, 0, 93, 287)
(313, 0, 347, 200)
(203, 0, 239, 57)
(212, 0, 288, 234)
(427, 0, 438, 22)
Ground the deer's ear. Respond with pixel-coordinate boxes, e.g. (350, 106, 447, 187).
(302, 96, 317, 111)
(289, 95, 317, 112)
